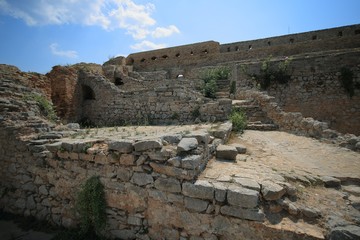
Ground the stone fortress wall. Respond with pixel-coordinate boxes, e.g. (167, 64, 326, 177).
(126, 24, 360, 135)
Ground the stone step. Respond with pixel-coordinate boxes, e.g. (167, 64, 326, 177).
(232, 100, 255, 107)
(216, 92, 230, 98)
(246, 122, 279, 131)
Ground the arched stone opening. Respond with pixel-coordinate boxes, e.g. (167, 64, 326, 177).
(115, 77, 124, 86)
(82, 85, 95, 100)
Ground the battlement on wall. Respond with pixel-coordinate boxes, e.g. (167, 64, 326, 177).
(220, 24, 360, 52)
(126, 24, 360, 72)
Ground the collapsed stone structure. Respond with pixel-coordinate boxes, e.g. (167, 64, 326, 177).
(1, 24, 360, 239)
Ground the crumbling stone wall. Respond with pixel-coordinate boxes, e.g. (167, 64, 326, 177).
(47, 66, 232, 126)
(0, 124, 318, 239)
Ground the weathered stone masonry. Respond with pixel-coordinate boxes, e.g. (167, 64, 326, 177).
(0, 122, 319, 239)
(126, 24, 360, 135)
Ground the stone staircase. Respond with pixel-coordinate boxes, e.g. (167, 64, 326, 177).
(232, 99, 279, 131)
(215, 79, 230, 98)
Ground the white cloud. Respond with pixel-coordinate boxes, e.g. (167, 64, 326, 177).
(50, 43, 78, 58)
(0, 0, 37, 25)
(152, 25, 180, 38)
(0, 0, 180, 41)
(130, 40, 166, 51)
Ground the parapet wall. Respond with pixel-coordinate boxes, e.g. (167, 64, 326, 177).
(127, 24, 360, 72)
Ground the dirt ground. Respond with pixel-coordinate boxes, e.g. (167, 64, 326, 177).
(233, 130, 360, 179)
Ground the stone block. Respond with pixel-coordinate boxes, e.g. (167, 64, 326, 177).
(38, 185, 48, 195)
(161, 134, 182, 144)
(213, 182, 227, 203)
(127, 215, 143, 226)
(227, 185, 259, 208)
(184, 131, 210, 144)
(260, 180, 286, 201)
(150, 162, 197, 180)
(184, 197, 209, 212)
(131, 172, 153, 186)
(231, 144, 247, 154)
(209, 121, 232, 141)
(181, 155, 201, 170)
(120, 154, 136, 166)
(220, 205, 264, 222)
(328, 225, 360, 240)
(234, 178, 260, 191)
(133, 139, 162, 152)
(216, 145, 238, 160)
(177, 138, 198, 152)
(167, 156, 181, 167)
(45, 142, 62, 152)
(61, 142, 73, 152)
(108, 139, 134, 153)
(321, 176, 341, 188)
(154, 177, 181, 193)
(182, 180, 214, 200)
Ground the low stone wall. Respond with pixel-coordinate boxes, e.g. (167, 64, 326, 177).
(0, 122, 321, 239)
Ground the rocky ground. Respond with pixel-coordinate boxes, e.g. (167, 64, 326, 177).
(200, 130, 360, 239)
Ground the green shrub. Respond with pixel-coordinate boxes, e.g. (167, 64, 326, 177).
(76, 176, 106, 238)
(245, 56, 292, 90)
(203, 79, 217, 99)
(24, 93, 57, 122)
(201, 66, 231, 82)
(201, 66, 231, 98)
(340, 67, 355, 98)
(230, 109, 247, 133)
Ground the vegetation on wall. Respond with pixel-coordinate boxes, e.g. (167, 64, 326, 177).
(243, 56, 292, 90)
(23, 93, 57, 122)
(230, 81, 236, 95)
(201, 66, 231, 98)
(76, 176, 107, 238)
(339, 67, 355, 98)
(229, 109, 247, 133)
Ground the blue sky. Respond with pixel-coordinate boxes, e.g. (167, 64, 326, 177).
(0, 0, 359, 73)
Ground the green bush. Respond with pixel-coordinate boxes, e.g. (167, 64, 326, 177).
(230, 109, 247, 133)
(76, 176, 107, 238)
(340, 67, 355, 98)
(203, 79, 217, 99)
(201, 66, 231, 98)
(24, 93, 57, 122)
(245, 56, 292, 90)
(202, 66, 231, 82)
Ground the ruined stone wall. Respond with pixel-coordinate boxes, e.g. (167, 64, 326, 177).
(235, 50, 360, 135)
(45, 65, 231, 126)
(0, 124, 316, 240)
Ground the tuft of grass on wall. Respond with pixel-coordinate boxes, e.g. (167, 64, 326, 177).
(339, 67, 355, 98)
(23, 93, 57, 122)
